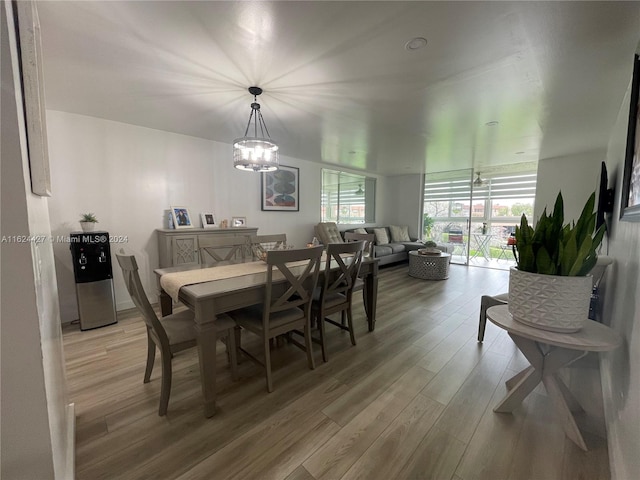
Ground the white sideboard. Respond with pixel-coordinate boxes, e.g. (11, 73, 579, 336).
(156, 227, 258, 268)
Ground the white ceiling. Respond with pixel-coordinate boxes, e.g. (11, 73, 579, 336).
(36, 1, 640, 176)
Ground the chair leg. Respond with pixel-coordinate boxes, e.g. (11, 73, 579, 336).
(144, 335, 155, 383)
(346, 307, 356, 346)
(341, 310, 346, 326)
(478, 295, 507, 342)
(362, 286, 369, 318)
(318, 311, 328, 363)
(158, 351, 172, 416)
(264, 337, 273, 393)
(304, 320, 315, 370)
(478, 301, 488, 343)
(234, 325, 242, 363)
(226, 329, 239, 381)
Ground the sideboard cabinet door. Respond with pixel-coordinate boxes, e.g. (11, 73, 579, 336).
(171, 235, 199, 266)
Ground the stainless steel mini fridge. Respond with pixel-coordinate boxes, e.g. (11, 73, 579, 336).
(69, 231, 117, 330)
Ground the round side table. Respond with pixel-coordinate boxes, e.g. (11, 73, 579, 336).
(408, 251, 451, 280)
(487, 305, 621, 451)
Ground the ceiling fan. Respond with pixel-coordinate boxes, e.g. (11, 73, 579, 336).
(473, 172, 486, 187)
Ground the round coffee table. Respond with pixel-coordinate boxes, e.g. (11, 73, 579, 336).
(408, 250, 451, 280)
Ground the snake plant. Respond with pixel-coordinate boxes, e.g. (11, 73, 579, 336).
(514, 192, 605, 276)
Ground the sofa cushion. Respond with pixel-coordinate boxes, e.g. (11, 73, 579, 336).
(315, 222, 344, 244)
(389, 225, 411, 242)
(388, 243, 406, 254)
(401, 242, 424, 252)
(353, 228, 368, 234)
(373, 228, 390, 245)
(374, 245, 393, 257)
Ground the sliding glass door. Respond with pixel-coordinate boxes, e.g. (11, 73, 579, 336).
(422, 169, 472, 265)
(423, 166, 537, 269)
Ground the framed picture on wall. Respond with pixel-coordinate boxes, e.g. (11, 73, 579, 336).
(170, 206, 193, 229)
(261, 165, 299, 211)
(621, 54, 640, 221)
(200, 212, 217, 228)
(17, 2, 51, 197)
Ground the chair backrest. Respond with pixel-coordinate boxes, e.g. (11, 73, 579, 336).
(344, 232, 375, 257)
(263, 246, 324, 325)
(115, 251, 170, 348)
(250, 234, 287, 260)
(321, 241, 366, 303)
(199, 235, 248, 264)
(314, 222, 345, 245)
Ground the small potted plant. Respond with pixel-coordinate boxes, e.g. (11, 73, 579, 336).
(79, 213, 98, 232)
(509, 191, 605, 332)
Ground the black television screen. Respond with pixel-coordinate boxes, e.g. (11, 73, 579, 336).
(596, 161, 614, 231)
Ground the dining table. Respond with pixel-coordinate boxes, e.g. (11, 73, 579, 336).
(154, 254, 379, 417)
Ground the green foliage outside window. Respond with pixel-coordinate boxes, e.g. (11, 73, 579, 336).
(511, 202, 534, 217)
(423, 214, 434, 238)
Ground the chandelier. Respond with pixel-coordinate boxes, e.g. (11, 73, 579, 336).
(233, 86, 279, 172)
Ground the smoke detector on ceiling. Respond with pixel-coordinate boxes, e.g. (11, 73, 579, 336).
(404, 37, 427, 51)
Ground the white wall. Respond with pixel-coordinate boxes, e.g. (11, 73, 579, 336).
(534, 149, 605, 222)
(46, 111, 389, 321)
(1, 3, 72, 478)
(384, 174, 425, 239)
(600, 76, 640, 480)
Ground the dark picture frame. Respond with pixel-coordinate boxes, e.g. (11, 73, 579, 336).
(200, 212, 217, 228)
(621, 54, 640, 221)
(261, 165, 300, 211)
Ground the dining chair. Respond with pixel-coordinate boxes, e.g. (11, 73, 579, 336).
(495, 243, 513, 261)
(115, 251, 238, 415)
(228, 245, 324, 392)
(312, 240, 366, 362)
(199, 235, 249, 264)
(344, 232, 375, 257)
(477, 293, 510, 342)
(343, 232, 374, 317)
(250, 233, 287, 260)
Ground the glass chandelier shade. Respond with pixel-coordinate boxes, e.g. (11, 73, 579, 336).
(233, 87, 279, 172)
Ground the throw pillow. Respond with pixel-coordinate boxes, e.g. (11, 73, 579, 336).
(389, 225, 411, 242)
(373, 227, 389, 245)
(354, 228, 368, 234)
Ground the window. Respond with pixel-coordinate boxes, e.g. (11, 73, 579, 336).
(422, 168, 536, 249)
(471, 173, 537, 238)
(321, 169, 376, 224)
(422, 170, 472, 241)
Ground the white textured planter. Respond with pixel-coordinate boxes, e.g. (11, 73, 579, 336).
(80, 221, 96, 232)
(508, 267, 592, 333)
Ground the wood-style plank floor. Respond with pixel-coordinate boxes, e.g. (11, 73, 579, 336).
(62, 263, 611, 480)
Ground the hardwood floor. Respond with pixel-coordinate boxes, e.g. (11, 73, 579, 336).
(63, 264, 611, 480)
